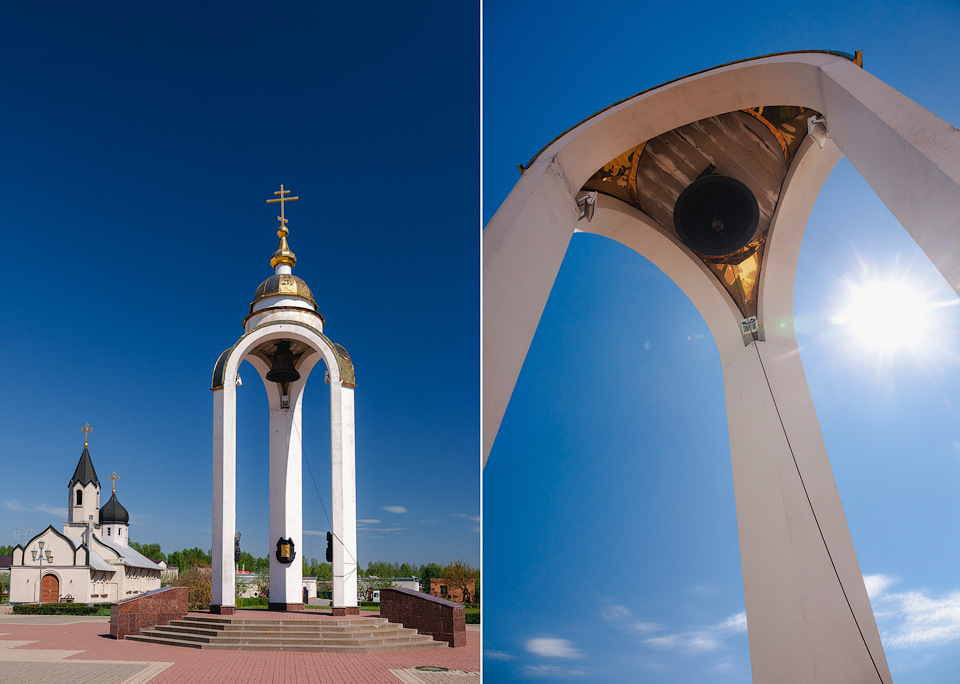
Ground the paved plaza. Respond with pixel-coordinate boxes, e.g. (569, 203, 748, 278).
(0, 610, 480, 684)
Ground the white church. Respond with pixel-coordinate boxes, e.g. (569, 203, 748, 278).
(9, 433, 162, 604)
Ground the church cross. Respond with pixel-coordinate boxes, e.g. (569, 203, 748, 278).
(266, 184, 299, 235)
(81, 423, 93, 447)
(109, 472, 120, 494)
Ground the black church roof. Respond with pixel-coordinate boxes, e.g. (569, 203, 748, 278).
(69, 446, 100, 488)
(99, 492, 129, 524)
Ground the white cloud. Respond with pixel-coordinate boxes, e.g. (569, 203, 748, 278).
(34, 504, 67, 518)
(863, 573, 960, 650)
(453, 513, 480, 522)
(876, 590, 960, 649)
(525, 637, 583, 659)
(303, 530, 325, 536)
(689, 584, 717, 595)
(864, 574, 899, 600)
(358, 527, 406, 533)
(646, 633, 722, 653)
(601, 604, 664, 634)
(3, 500, 66, 518)
(357, 519, 381, 524)
(381, 505, 407, 514)
(521, 665, 585, 678)
(643, 611, 748, 655)
(484, 650, 515, 660)
(718, 612, 747, 633)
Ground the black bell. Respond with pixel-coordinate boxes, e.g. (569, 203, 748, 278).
(266, 340, 300, 384)
(673, 174, 759, 257)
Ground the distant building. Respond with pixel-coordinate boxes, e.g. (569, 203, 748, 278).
(8, 435, 161, 604)
(429, 578, 475, 604)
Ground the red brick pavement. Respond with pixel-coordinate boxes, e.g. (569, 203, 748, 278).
(0, 610, 480, 683)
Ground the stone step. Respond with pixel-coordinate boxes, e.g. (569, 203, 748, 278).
(155, 624, 224, 637)
(180, 616, 388, 628)
(201, 641, 446, 653)
(126, 614, 445, 652)
(125, 634, 205, 648)
(198, 635, 437, 648)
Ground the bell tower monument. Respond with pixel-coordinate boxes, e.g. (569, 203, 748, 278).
(211, 186, 359, 614)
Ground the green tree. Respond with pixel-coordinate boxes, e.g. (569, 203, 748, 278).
(441, 560, 476, 603)
(0, 545, 15, 556)
(366, 560, 401, 577)
(166, 547, 211, 571)
(419, 563, 443, 592)
(129, 541, 165, 562)
(399, 562, 416, 577)
(168, 563, 211, 609)
(237, 551, 259, 572)
(315, 562, 332, 581)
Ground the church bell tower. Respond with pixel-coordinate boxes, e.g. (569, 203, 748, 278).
(65, 423, 101, 541)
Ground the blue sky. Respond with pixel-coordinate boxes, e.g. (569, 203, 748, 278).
(483, 2, 960, 682)
(0, 3, 479, 569)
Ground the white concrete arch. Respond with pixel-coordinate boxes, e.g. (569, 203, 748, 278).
(485, 50, 960, 682)
(212, 319, 357, 615)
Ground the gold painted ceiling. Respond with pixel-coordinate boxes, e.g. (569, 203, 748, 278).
(582, 106, 820, 319)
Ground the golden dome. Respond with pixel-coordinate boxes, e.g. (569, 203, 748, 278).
(249, 273, 317, 314)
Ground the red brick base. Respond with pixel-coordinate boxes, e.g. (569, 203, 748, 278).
(111, 587, 189, 639)
(210, 605, 235, 615)
(332, 606, 361, 616)
(268, 602, 305, 611)
(380, 588, 466, 647)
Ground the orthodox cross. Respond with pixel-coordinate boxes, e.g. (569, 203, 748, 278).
(109, 471, 120, 494)
(266, 184, 299, 235)
(81, 423, 93, 447)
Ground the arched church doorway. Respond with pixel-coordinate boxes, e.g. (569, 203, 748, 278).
(40, 574, 59, 603)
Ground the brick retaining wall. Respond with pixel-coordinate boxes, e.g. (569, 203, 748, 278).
(110, 586, 188, 639)
(379, 587, 465, 647)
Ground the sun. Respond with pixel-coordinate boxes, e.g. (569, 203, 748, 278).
(834, 279, 931, 352)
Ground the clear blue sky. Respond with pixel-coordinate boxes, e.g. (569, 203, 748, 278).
(0, 3, 479, 569)
(483, 2, 960, 682)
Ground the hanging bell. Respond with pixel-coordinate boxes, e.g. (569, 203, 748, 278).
(266, 340, 301, 384)
(673, 174, 759, 257)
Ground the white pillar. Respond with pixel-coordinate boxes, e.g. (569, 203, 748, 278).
(722, 337, 890, 683)
(267, 380, 304, 608)
(819, 58, 960, 295)
(330, 383, 358, 612)
(211, 385, 236, 612)
(483, 159, 580, 463)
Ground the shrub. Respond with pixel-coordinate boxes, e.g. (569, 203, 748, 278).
(167, 564, 211, 609)
(237, 597, 268, 608)
(465, 608, 480, 624)
(13, 603, 100, 616)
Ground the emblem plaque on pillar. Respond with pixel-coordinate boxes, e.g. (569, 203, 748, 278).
(276, 537, 296, 564)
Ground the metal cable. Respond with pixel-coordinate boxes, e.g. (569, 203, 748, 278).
(751, 340, 885, 683)
(292, 417, 359, 572)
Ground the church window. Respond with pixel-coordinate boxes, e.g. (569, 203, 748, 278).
(75, 490, 82, 506)
(107, 528, 111, 536)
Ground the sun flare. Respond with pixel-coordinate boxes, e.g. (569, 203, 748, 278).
(834, 280, 930, 352)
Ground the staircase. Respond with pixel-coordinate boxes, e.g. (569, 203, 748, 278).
(125, 614, 446, 652)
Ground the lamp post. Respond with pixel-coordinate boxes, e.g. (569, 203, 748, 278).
(37, 541, 45, 605)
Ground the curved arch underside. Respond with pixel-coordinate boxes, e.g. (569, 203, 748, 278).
(485, 50, 960, 682)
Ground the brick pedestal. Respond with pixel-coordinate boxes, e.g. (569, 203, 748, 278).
(210, 605, 235, 615)
(268, 602, 304, 611)
(110, 587, 188, 639)
(332, 606, 360, 616)
(380, 588, 466, 647)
